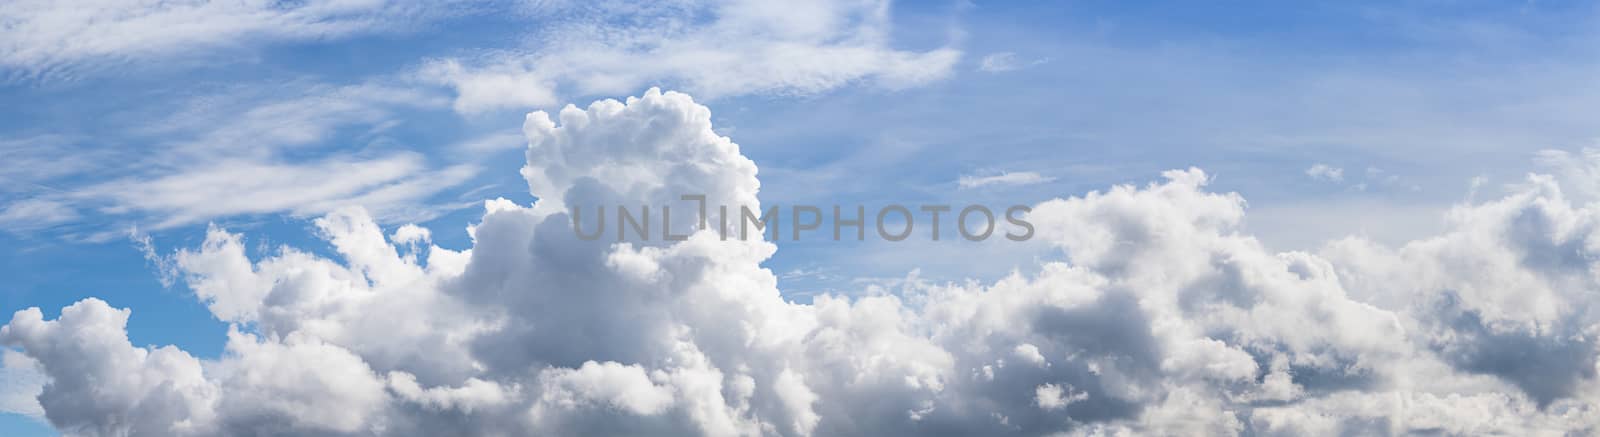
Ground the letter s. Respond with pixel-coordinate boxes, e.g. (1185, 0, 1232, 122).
(1005, 205, 1033, 241)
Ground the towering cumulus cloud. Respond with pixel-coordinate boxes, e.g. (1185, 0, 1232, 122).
(4, 89, 1599, 436)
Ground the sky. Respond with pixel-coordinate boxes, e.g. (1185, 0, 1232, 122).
(2, 1, 1600, 436)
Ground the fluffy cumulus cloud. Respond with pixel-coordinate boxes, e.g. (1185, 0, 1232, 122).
(5, 89, 1600, 436)
(421, 0, 961, 113)
(0, 349, 46, 420)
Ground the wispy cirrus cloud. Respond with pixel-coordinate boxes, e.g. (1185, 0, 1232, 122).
(958, 171, 1055, 189)
(1, 1, 969, 240)
(81, 154, 476, 230)
(0, 350, 45, 421)
(0, 199, 78, 233)
(0, 0, 464, 81)
(0, 80, 476, 238)
(976, 51, 1046, 73)
(420, 0, 962, 114)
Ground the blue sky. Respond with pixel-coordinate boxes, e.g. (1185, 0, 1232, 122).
(3, 1, 1600, 435)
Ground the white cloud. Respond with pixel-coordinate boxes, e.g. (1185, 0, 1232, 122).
(0, 299, 218, 435)
(1306, 163, 1344, 182)
(536, 361, 675, 416)
(142, 82, 449, 160)
(0, 0, 453, 81)
(1034, 383, 1086, 411)
(2, 82, 475, 236)
(0, 349, 46, 420)
(1533, 146, 1600, 202)
(81, 154, 476, 230)
(390, 224, 431, 246)
(5, 90, 1600, 436)
(0, 198, 79, 231)
(450, 130, 528, 153)
(387, 371, 513, 414)
(0, 135, 105, 192)
(2, 1, 959, 236)
(214, 329, 391, 434)
(1013, 343, 1047, 367)
(976, 52, 1045, 73)
(979, 52, 1021, 72)
(958, 171, 1055, 189)
(421, 0, 961, 113)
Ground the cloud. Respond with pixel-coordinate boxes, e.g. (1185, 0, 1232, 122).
(0, 135, 104, 192)
(0, 299, 218, 436)
(0, 0, 454, 81)
(1034, 383, 1085, 411)
(140, 82, 449, 160)
(81, 154, 477, 230)
(2, 81, 475, 236)
(5, 89, 1600, 436)
(0, 198, 79, 231)
(0, 135, 105, 231)
(2, 0, 957, 237)
(450, 130, 529, 153)
(958, 171, 1055, 189)
(1533, 146, 1600, 202)
(0, 349, 46, 420)
(421, 0, 961, 113)
(1305, 163, 1344, 182)
(977, 52, 1045, 73)
(390, 224, 431, 247)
